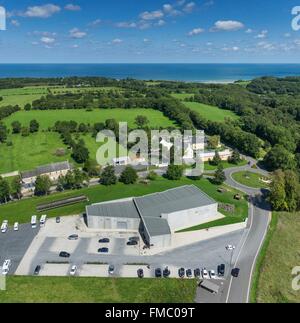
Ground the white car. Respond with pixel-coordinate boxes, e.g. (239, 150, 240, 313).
(1, 220, 8, 233)
(226, 245, 235, 251)
(2, 259, 11, 275)
(70, 265, 77, 276)
(14, 222, 19, 231)
(209, 270, 216, 279)
(202, 269, 209, 279)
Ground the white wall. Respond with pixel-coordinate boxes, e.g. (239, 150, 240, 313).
(87, 215, 140, 231)
(150, 234, 172, 248)
(162, 203, 218, 233)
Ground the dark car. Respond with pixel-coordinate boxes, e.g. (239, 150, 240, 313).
(129, 236, 139, 242)
(218, 264, 225, 277)
(231, 268, 240, 278)
(99, 238, 110, 243)
(98, 247, 109, 253)
(186, 269, 193, 278)
(178, 267, 185, 278)
(194, 268, 201, 278)
(137, 269, 144, 278)
(59, 251, 70, 258)
(56, 217, 61, 224)
(163, 267, 171, 278)
(34, 265, 41, 275)
(127, 240, 138, 246)
(68, 234, 79, 241)
(155, 268, 162, 278)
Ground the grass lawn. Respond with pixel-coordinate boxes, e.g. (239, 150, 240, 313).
(204, 159, 248, 171)
(183, 102, 239, 122)
(171, 93, 195, 101)
(0, 177, 248, 227)
(0, 276, 196, 303)
(4, 109, 175, 130)
(255, 212, 300, 303)
(0, 87, 49, 108)
(232, 171, 270, 189)
(0, 132, 71, 174)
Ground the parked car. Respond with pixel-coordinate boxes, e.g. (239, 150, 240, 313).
(99, 238, 110, 243)
(108, 265, 115, 275)
(202, 268, 209, 279)
(231, 268, 240, 278)
(178, 267, 185, 278)
(186, 269, 193, 278)
(68, 234, 79, 241)
(127, 240, 138, 246)
(218, 264, 225, 277)
(56, 217, 61, 224)
(163, 267, 171, 278)
(59, 251, 70, 258)
(137, 269, 144, 278)
(129, 236, 139, 242)
(70, 265, 77, 276)
(34, 265, 41, 275)
(155, 268, 162, 278)
(98, 248, 109, 253)
(2, 260, 11, 275)
(194, 268, 201, 278)
(13, 222, 19, 231)
(209, 270, 216, 279)
(226, 245, 235, 251)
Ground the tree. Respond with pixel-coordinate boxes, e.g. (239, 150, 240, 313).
(0, 123, 7, 143)
(147, 170, 157, 181)
(269, 170, 287, 211)
(228, 149, 241, 165)
(11, 121, 22, 134)
(24, 103, 31, 111)
(284, 170, 300, 212)
(210, 151, 222, 166)
(135, 115, 149, 128)
(0, 177, 10, 203)
(72, 142, 89, 164)
(207, 135, 220, 149)
(100, 165, 117, 186)
(212, 164, 226, 185)
(11, 176, 22, 199)
(263, 145, 296, 171)
(78, 123, 88, 133)
(119, 166, 138, 185)
(165, 164, 183, 180)
(34, 175, 52, 196)
(21, 127, 30, 137)
(83, 159, 99, 177)
(29, 119, 39, 133)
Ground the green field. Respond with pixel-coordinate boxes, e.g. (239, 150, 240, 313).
(171, 93, 195, 101)
(49, 86, 122, 94)
(0, 132, 71, 174)
(204, 159, 248, 171)
(0, 276, 196, 303)
(0, 87, 49, 107)
(183, 102, 239, 122)
(232, 171, 270, 189)
(4, 109, 175, 129)
(0, 177, 248, 226)
(255, 212, 300, 303)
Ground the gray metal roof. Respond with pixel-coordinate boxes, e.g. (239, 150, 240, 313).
(134, 185, 216, 219)
(21, 161, 71, 179)
(142, 217, 171, 237)
(86, 200, 140, 219)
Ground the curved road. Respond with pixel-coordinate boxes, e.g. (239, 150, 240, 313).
(220, 163, 271, 303)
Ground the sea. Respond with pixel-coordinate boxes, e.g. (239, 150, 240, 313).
(0, 64, 300, 82)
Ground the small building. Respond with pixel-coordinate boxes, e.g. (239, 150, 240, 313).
(21, 161, 72, 193)
(86, 185, 218, 248)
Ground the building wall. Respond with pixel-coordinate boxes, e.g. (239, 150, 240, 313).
(162, 203, 218, 233)
(87, 215, 140, 231)
(150, 234, 172, 248)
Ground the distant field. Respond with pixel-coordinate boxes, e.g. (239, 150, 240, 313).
(0, 132, 71, 174)
(171, 93, 194, 101)
(49, 86, 122, 94)
(183, 102, 239, 122)
(4, 109, 175, 129)
(256, 212, 300, 303)
(0, 276, 196, 303)
(0, 87, 48, 108)
(0, 177, 248, 227)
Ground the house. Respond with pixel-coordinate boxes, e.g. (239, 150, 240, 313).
(86, 185, 218, 248)
(21, 161, 72, 193)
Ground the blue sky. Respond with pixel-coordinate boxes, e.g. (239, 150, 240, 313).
(0, 0, 300, 63)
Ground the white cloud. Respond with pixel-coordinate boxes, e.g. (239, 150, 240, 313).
(255, 30, 268, 39)
(116, 22, 137, 28)
(40, 36, 55, 44)
(111, 38, 123, 44)
(11, 20, 20, 27)
(89, 19, 101, 27)
(155, 19, 166, 27)
(71, 44, 79, 48)
(284, 33, 291, 38)
(245, 28, 253, 34)
(222, 46, 240, 51)
(188, 27, 205, 36)
(139, 10, 164, 20)
(21, 4, 61, 18)
(257, 41, 275, 50)
(163, 4, 182, 16)
(143, 38, 150, 43)
(69, 28, 87, 39)
(65, 4, 81, 11)
(183, 2, 196, 13)
(211, 20, 244, 31)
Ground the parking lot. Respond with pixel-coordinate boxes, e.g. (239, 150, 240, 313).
(0, 224, 39, 274)
(14, 216, 244, 279)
